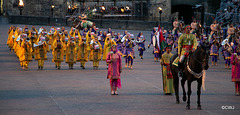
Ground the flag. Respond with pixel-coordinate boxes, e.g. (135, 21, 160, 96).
(157, 25, 166, 51)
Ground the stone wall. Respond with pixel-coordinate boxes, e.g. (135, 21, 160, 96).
(149, 0, 171, 22)
(3, 0, 67, 18)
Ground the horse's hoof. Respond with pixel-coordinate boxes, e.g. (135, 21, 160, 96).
(186, 105, 190, 110)
(176, 100, 180, 104)
(197, 105, 202, 110)
(183, 96, 187, 102)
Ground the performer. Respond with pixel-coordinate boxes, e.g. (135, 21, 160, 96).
(172, 17, 179, 36)
(48, 27, 56, 46)
(223, 43, 233, 68)
(52, 36, 64, 69)
(210, 34, 220, 66)
(65, 37, 76, 69)
(7, 26, 16, 51)
(77, 34, 89, 69)
(173, 25, 198, 77)
(73, 29, 81, 56)
(62, 30, 70, 56)
(161, 45, 175, 95)
(103, 33, 116, 61)
(115, 33, 123, 55)
(123, 34, 135, 69)
(34, 37, 49, 70)
(210, 20, 219, 36)
(106, 45, 122, 95)
(20, 34, 33, 70)
(231, 45, 240, 96)
(136, 32, 145, 59)
(90, 36, 102, 70)
(227, 23, 235, 43)
(149, 31, 160, 62)
(190, 19, 197, 34)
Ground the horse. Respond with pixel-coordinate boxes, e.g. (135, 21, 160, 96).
(67, 16, 95, 30)
(170, 44, 210, 110)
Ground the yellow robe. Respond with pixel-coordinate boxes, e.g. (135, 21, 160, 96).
(20, 41, 33, 62)
(90, 41, 102, 61)
(65, 42, 77, 63)
(35, 42, 48, 60)
(161, 52, 175, 94)
(52, 40, 64, 62)
(77, 40, 89, 62)
(102, 38, 116, 61)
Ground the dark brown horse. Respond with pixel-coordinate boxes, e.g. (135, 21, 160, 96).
(170, 44, 210, 110)
(67, 16, 95, 30)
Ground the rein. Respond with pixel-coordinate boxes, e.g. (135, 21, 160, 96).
(186, 48, 206, 79)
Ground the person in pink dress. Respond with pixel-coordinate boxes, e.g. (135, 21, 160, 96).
(106, 45, 122, 95)
(231, 45, 240, 96)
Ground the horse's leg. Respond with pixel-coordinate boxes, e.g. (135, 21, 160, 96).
(181, 78, 187, 102)
(174, 75, 180, 104)
(186, 79, 193, 110)
(197, 78, 202, 110)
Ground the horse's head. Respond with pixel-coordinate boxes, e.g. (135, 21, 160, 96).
(199, 44, 210, 70)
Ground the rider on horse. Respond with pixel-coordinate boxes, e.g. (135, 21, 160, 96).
(173, 25, 198, 77)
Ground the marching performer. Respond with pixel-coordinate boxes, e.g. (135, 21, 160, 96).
(136, 32, 145, 59)
(62, 30, 70, 56)
(161, 45, 175, 95)
(90, 35, 102, 70)
(20, 34, 33, 70)
(223, 42, 233, 68)
(210, 34, 220, 66)
(77, 34, 89, 69)
(227, 23, 235, 43)
(34, 37, 49, 70)
(52, 36, 64, 69)
(123, 34, 135, 69)
(115, 33, 123, 55)
(65, 37, 77, 69)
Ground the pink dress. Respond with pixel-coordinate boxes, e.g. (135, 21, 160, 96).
(231, 54, 240, 82)
(106, 52, 122, 89)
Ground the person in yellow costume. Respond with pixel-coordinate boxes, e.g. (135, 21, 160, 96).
(29, 26, 38, 58)
(51, 28, 62, 51)
(173, 25, 198, 77)
(102, 33, 116, 68)
(7, 25, 13, 46)
(7, 26, 16, 51)
(20, 34, 33, 70)
(161, 45, 175, 95)
(11, 27, 20, 52)
(73, 29, 81, 55)
(69, 27, 75, 36)
(52, 36, 64, 69)
(14, 31, 24, 58)
(48, 27, 56, 46)
(13, 28, 22, 54)
(65, 37, 77, 69)
(62, 30, 70, 56)
(34, 37, 49, 70)
(90, 35, 102, 70)
(77, 34, 89, 69)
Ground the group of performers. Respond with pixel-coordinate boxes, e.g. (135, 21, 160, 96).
(6, 25, 147, 70)
(149, 17, 240, 96)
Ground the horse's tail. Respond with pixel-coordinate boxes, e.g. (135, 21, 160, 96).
(202, 70, 206, 91)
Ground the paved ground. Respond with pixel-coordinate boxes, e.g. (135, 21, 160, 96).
(0, 23, 239, 115)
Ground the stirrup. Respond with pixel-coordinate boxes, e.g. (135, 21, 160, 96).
(178, 71, 183, 77)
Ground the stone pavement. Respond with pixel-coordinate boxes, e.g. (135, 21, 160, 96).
(0, 24, 239, 115)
